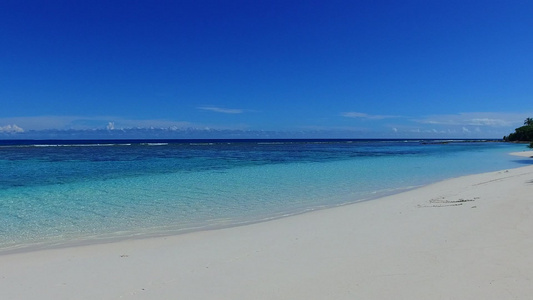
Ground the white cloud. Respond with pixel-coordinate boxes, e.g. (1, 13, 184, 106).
(416, 112, 531, 127)
(341, 112, 401, 120)
(298, 125, 370, 132)
(469, 118, 508, 126)
(0, 116, 194, 131)
(119, 119, 193, 129)
(0, 116, 81, 130)
(0, 124, 24, 133)
(197, 106, 246, 114)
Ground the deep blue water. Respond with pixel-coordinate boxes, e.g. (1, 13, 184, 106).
(0, 139, 528, 252)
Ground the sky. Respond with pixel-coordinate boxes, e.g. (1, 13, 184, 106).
(1, 0, 533, 139)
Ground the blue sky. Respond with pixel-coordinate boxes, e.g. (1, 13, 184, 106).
(1, 0, 532, 139)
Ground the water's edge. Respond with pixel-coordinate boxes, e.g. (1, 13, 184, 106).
(0, 140, 528, 254)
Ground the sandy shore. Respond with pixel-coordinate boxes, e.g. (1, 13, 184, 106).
(1, 152, 533, 299)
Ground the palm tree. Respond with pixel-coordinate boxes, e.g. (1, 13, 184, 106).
(524, 118, 533, 126)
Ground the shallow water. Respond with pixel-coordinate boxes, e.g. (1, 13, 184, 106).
(0, 139, 528, 252)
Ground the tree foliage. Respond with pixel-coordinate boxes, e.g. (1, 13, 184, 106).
(504, 118, 533, 143)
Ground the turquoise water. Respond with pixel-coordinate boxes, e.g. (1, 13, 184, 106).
(0, 139, 529, 252)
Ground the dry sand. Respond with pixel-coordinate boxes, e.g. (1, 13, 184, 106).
(1, 152, 532, 299)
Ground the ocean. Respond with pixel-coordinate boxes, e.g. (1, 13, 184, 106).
(0, 139, 528, 253)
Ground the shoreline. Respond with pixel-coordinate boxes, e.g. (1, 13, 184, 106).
(1, 152, 532, 299)
(2, 149, 527, 255)
(0, 182, 423, 256)
(1, 141, 525, 255)
(510, 150, 533, 157)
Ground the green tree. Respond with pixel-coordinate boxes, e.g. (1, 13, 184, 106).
(505, 117, 533, 142)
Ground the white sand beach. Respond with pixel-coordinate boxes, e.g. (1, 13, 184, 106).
(1, 152, 532, 299)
